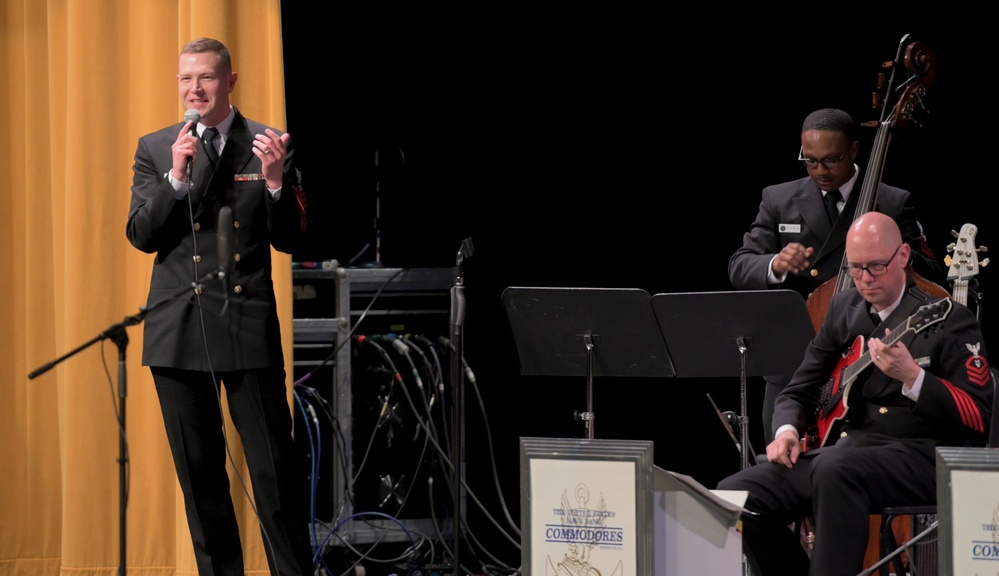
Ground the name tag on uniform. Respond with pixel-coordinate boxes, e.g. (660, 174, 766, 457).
(915, 356, 932, 368)
(235, 173, 263, 182)
(779, 223, 801, 233)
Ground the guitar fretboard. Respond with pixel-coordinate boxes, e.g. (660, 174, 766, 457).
(953, 280, 969, 307)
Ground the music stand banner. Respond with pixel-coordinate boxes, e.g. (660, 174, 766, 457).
(936, 447, 999, 574)
(520, 437, 654, 576)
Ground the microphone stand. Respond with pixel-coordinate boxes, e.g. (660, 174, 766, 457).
(449, 238, 473, 576)
(27, 269, 224, 576)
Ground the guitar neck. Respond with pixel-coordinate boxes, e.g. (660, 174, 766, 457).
(842, 326, 913, 384)
(952, 280, 968, 307)
(945, 222, 983, 307)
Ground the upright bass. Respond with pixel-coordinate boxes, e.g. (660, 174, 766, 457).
(805, 35, 949, 333)
(801, 34, 950, 572)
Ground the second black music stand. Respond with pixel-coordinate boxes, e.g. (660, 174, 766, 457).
(502, 286, 675, 439)
(651, 290, 814, 469)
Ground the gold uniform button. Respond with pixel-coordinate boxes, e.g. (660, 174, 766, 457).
(194, 222, 201, 231)
(840, 431, 848, 438)
(193, 254, 202, 263)
(879, 406, 888, 414)
(234, 252, 241, 262)
(233, 285, 243, 294)
(194, 286, 203, 295)
(810, 269, 819, 277)
(233, 220, 241, 229)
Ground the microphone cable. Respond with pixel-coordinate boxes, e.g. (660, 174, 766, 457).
(180, 121, 286, 572)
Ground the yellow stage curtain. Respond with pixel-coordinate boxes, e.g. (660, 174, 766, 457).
(1, 1, 294, 574)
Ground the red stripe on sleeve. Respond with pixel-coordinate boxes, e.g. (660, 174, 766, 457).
(940, 378, 985, 433)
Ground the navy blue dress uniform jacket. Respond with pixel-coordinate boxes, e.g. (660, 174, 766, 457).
(728, 174, 940, 297)
(126, 107, 306, 372)
(774, 279, 993, 458)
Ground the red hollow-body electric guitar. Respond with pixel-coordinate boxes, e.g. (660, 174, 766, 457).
(803, 298, 952, 451)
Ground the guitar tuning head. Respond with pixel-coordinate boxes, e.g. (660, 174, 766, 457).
(946, 241, 957, 252)
(944, 255, 953, 267)
(979, 245, 989, 253)
(980, 258, 990, 268)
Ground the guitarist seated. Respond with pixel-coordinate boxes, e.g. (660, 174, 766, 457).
(717, 212, 993, 576)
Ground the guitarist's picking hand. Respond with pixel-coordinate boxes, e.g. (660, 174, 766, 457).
(767, 430, 801, 468)
(868, 328, 921, 386)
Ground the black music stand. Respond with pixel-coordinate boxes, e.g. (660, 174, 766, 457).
(502, 287, 675, 439)
(650, 290, 814, 470)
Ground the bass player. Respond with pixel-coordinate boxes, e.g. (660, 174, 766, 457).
(727, 108, 945, 445)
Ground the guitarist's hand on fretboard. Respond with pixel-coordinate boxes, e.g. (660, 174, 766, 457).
(804, 299, 952, 451)
(767, 429, 802, 468)
(867, 327, 922, 387)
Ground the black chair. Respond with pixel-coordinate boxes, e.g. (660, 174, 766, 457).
(874, 366, 999, 576)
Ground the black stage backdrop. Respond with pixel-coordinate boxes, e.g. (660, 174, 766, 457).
(279, 14, 993, 566)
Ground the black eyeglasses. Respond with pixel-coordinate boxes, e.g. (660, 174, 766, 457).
(843, 245, 902, 279)
(798, 147, 847, 170)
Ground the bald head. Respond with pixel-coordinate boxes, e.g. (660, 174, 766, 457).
(847, 212, 903, 253)
(846, 212, 910, 309)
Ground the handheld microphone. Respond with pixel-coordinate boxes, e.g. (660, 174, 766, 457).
(183, 109, 201, 183)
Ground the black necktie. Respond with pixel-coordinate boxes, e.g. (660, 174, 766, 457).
(824, 190, 842, 224)
(202, 127, 220, 165)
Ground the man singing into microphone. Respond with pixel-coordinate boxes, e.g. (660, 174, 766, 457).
(125, 38, 313, 576)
